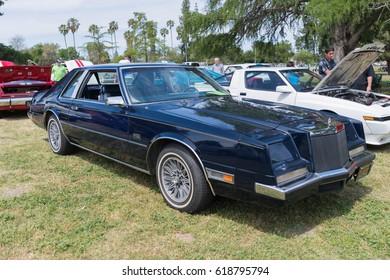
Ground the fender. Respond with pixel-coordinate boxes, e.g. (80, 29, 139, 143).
(147, 132, 216, 195)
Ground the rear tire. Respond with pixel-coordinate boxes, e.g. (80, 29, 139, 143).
(156, 144, 213, 213)
(47, 116, 74, 155)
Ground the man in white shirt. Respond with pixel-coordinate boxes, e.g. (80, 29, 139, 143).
(211, 57, 224, 74)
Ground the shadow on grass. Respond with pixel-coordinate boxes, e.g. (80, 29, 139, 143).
(44, 139, 374, 238)
(367, 143, 390, 154)
(206, 182, 372, 237)
(67, 147, 158, 192)
(0, 111, 29, 120)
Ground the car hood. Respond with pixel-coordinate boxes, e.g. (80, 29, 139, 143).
(0, 65, 52, 83)
(149, 97, 343, 139)
(314, 43, 384, 90)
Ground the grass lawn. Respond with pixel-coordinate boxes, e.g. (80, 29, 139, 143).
(0, 112, 389, 260)
(374, 68, 389, 94)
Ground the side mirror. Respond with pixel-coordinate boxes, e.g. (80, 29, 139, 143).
(105, 96, 125, 107)
(276, 85, 292, 94)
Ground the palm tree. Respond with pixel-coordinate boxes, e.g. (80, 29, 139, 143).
(58, 24, 69, 60)
(166, 20, 175, 49)
(67, 18, 80, 58)
(58, 24, 69, 49)
(160, 28, 168, 44)
(160, 28, 168, 56)
(108, 21, 119, 58)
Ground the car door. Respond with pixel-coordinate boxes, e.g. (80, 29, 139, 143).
(243, 70, 297, 105)
(66, 70, 133, 163)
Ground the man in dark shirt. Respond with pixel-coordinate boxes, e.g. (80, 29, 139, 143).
(350, 65, 375, 91)
(318, 47, 337, 77)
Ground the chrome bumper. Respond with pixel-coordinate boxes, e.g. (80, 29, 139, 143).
(0, 97, 32, 108)
(255, 150, 375, 201)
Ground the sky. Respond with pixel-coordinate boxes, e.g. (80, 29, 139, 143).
(0, 0, 197, 57)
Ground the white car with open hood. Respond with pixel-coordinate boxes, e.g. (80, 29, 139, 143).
(226, 43, 390, 145)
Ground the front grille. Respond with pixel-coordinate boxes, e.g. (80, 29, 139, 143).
(311, 130, 349, 172)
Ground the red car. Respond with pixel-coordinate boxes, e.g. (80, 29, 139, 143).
(0, 63, 53, 116)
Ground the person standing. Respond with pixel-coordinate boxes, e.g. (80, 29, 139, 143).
(211, 57, 224, 74)
(318, 47, 336, 77)
(350, 65, 375, 92)
(51, 59, 67, 82)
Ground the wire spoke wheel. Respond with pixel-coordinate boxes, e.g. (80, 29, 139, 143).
(48, 120, 61, 152)
(156, 144, 213, 213)
(47, 116, 73, 155)
(161, 156, 192, 204)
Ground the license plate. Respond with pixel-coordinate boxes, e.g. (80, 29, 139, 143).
(356, 164, 372, 180)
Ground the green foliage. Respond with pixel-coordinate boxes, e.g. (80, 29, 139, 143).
(85, 25, 111, 64)
(191, 0, 389, 60)
(57, 47, 80, 61)
(0, 43, 32, 64)
(253, 40, 293, 63)
(294, 50, 318, 65)
(126, 12, 159, 62)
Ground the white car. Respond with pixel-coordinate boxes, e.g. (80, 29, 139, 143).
(224, 63, 271, 74)
(225, 43, 390, 145)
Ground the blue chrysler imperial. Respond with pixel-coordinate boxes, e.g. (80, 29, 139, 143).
(28, 63, 375, 213)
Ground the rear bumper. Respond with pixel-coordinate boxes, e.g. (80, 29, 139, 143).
(0, 97, 32, 111)
(254, 150, 375, 202)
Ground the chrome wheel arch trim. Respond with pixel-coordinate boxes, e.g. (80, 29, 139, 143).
(147, 136, 216, 196)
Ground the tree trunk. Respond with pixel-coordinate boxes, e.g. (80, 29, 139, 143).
(332, 23, 347, 63)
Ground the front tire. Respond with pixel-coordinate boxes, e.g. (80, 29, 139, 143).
(156, 144, 213, 213)
(47, 116, 73, 155)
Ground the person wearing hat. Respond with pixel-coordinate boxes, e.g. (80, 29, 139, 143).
(51, 58, 67, 82)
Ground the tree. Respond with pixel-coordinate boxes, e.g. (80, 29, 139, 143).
(67, 18, 80, 58)
(189, 0, 390, 61)
(108, 21, 119, 58)
(160, 28, 169, 56)
(58, 47, 79, 62)
(58, 24, 69, 59)
(176, 0, 191, 61)
(127, 12, 159, 62)
(294, 50, 317, 66)
(9, 35, 27, 51)
(0, 43, 32, 64)
(85, 24, 110, 64)
(0, 0, 6, 16)
(376, 21, 390, 74)
(166, 20, 175, 49)
(27, 43, 60, 65)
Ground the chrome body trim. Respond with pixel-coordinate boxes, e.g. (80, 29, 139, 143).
(147, 136, 217, 196)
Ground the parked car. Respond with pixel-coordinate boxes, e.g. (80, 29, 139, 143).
(224, 43, 390, 146)
(197, 67, 223, 80)
(0, 64, 53, 117)
(29, 63, 375, 213)
(224, 63, 272, 74)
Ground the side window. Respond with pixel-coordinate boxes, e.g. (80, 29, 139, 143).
(61, 71, 84, 98)
(246, 71, 286, 91)
(77, 71, 119, 101)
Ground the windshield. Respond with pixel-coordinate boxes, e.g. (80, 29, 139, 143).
(280, 69, 322, 92)
(122, 67, 229, 104)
